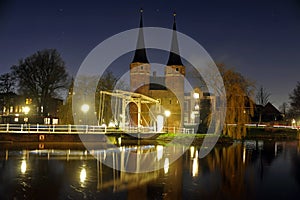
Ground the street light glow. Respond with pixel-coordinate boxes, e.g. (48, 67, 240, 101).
(164, 110, 171, 117)
(23, 106, 30, 115)
(81, 104, 90, 113)
(193, 92, 199, 99)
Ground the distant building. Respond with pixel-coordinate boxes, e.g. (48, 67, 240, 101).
(0, 92, 62, 124)
(253, 102, 283, 123)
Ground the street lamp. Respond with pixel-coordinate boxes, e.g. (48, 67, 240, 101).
(81, 104, 89, 113)
(193, 92, 199, 99)
(23, 106, 30, 124)
(81, 104, 89, 125)
(164, 110, 171, 133)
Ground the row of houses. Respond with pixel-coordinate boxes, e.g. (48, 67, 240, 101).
(0, 92, 62, 124)
(0, 90, 283, 126)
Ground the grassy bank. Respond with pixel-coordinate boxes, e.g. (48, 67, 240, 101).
(156, 127, 299, 145)
(245, 127, 298, 140)
(156, 133, 233, 146)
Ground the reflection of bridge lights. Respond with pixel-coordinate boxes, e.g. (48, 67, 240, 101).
(156, 145, 163, 161)
(192, 157, 199, 177)
(80, 168, 87, 183)
(164, 158, 169, 174)
(190, 146, 195, 158)
(243, 147, 246, 164)
(21, 160, 27, 174)
(192, 150, 199, 177)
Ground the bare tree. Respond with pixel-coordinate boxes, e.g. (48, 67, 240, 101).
(289, 81, 300, 118)
(279, 102, 288, 116)
(58, 78, 74, 125)
(0, 72, 15, 93)
(255, 86, 271, 124)
(11, 49, 69, 116)
(256, 86, 271, 106)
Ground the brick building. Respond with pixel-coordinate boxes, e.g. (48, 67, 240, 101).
(129, 10, 213, 131)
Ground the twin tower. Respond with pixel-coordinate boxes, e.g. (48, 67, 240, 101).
(130, 9, 185, 128)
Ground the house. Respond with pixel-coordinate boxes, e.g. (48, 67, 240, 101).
(253, 102, 283, 123)
(0, 92, 62, 124)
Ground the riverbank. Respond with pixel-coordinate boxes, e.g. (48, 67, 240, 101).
(155, 127, 299, 146)
(245, 127, 299, 140)
(0, 127, 298, 150)
(0, 133, 107, 143)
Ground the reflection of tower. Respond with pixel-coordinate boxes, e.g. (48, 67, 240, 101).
(130, 9, 150, 93)
(165, 13, 185, 127)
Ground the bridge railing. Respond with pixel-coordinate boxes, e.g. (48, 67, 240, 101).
(163, 127, 194, 134)
(0, 124, 107, 134)
(0, 124, 195, 134)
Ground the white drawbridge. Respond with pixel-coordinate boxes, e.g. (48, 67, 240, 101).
(98, 90, 161, 131)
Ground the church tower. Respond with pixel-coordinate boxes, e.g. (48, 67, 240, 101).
(130, 9, 151, 93)
(165, 13, 185, 127)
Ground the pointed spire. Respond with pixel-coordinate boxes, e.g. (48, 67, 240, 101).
(132, 8, 149, 63)
(167, 12, 183, 66)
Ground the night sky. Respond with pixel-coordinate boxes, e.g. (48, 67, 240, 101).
(1, 0, 300, 108)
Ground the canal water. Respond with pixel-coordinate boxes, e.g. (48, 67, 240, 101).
(0, 140, 300, 199)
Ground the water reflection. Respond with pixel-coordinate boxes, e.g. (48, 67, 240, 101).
(164, 158, 169, 174)
(80, 166, 87, 184)
(1, 140, 300, 199)
(20, 160, 27, 174)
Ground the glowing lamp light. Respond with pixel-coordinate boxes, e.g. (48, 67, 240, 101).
(193, 92, 200, 99)
(156, 145, 163, 161)
(23, 106, 30, 115)
(164, 158, 169, 174)
(80, 168, 87, 183)
(164, 110, 171, 117)
(81, 104, 90, 113)
(192, 158, 199, 177)
(21, 160, 27, 174)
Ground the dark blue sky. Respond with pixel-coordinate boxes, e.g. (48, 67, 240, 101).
(1, 0, 300, 108)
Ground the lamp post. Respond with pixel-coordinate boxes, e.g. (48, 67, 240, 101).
(23, 106, 30, 130)
(193, 92, 200, 124)
(81, 104, 90, 125)
(164, 110, 171, 133)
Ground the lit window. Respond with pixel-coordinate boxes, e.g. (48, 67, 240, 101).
(53, 119, 59, 125)
(14, 117, 19, 122)
(10, 106, 13, 113)
(25, 98, 32, 105)
(44, 117, 51, 124)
